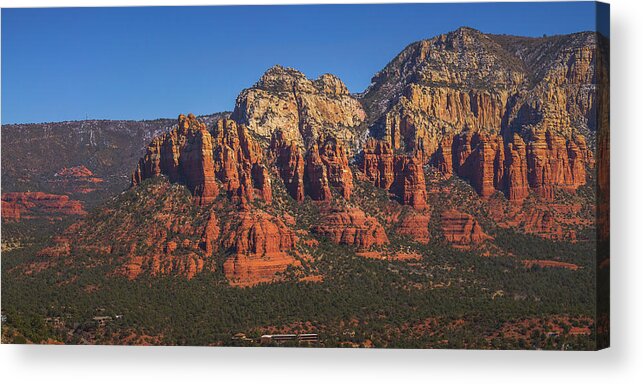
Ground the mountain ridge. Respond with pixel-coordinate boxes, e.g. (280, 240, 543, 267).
(3, 27, 607, 287)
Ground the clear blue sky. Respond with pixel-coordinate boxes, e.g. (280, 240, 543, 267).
(1, 2, 607, 124)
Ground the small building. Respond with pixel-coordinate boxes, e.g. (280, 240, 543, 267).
(261, 334, 297, 343)
(260, 333, 319, 344)
(297, 334, 319, 342)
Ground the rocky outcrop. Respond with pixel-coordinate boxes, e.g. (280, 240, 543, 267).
(319, 137, 353, 200)
(504, 134, 530, 201)
(363, 27, 524, 156)
(312, 207, 389, 250)
(488, 198, 586, 241)
(270, 131, 353, 202)
(522, 209, 566, 240)
(441, 210, 492, 246)
(371, 85, 511, 157)
(304, 144, 332, 201)
(26, 27, 604, 290)
(270, 130, 306, 201)
(50, 166, 105, 194)
(55, 165, 96, 179)
(233, 65, 366, 149)
(361, 138, 428, 210)
(393, 152, 428, 209)
(199, 211, 220, 255)
(211, 119, 272, 204)
(396, 211, 431, 244)
(1, 192, 86, 221)
(132, 113, 219, 205)
(361, 28, 599, 204)
(132, 114, 273, 206)
(47, 179, 302, 284)
(526, 129, 591, 200)
(361, 138, 396, 190)
(222, 210, 300, 286)
(432, 130, 590, 201)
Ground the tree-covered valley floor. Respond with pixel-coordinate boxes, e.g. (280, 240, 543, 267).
(1, 176, 598, 350)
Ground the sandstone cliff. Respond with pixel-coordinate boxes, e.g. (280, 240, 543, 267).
(312, 207, 389, 250)
(222, 210, 300, 286)
(360, 27, 599, 202)
(132, 114, 273, 206)
(441, 209, 492, 247)
(1, 192, 86, 222)
(233, 65, 366, 149)
(361, 138, 428, 210)
(40, 180, 302, 285)
(432, 129, 591, 201)
(28, 27, 606, 287)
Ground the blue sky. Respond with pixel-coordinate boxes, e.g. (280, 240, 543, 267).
(1, 2, 607, 124)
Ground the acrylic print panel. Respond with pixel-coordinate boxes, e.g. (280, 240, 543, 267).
(0, 1, 609, 350)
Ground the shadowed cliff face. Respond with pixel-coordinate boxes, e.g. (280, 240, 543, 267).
(26, 27, 605, 286)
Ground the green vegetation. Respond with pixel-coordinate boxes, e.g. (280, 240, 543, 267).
(1, 175, 600, 350)
(2, 217, 597, 349)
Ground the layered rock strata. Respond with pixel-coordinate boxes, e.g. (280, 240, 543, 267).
(222, 210, 300, 286)
(432, 130, 591, 201)
(361, 138, 428, 210)
(132, 114, 272, 206)
(441, 210, 492, 246)
(312, 207, 389, 250)
(1, 192, 86, 221)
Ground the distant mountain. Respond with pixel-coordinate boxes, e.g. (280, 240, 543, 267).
(1, 27, 608, 349)
(24, 27, 606, 288)
(1, 113, 229, 207)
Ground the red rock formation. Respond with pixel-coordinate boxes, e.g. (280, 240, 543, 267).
(432, 130, 589, 202)
(523, 209, 566, 240)
(56, 166, 88, 178)
(361, 138, 428, 210)
(123, 247, 207, 280)
(441, 209, 492, 246)
(319, 137, 353, 200)
(304, 144, 332, 201)
(396, 211, 431, 244)
(51, 165, 104, 194)
(504, 134, 530, 201)
(199, 211, 220, 255)
(312, 207, 389, 250)
(448, 132, 505, 198)
(362, 138, 395, 189)
(222, 210, 300, 286)
(393, 152, 428, 210)
(487, 197, 586, 241)
(526, 129, 588, 200)
(133, 113, 219, 205)
(433, 135, 453, 178)
(270, 130, 305, 201)
(262, 135, 354, 206)
(1, 192, 86, 221)
(133, 114, 273, 206)
(211, 119, 272, 204)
